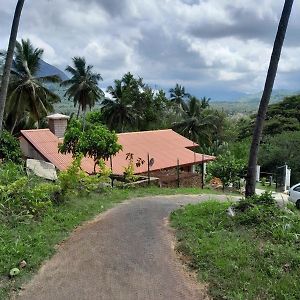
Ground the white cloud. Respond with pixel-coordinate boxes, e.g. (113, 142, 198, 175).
(0, 0, 299, 99)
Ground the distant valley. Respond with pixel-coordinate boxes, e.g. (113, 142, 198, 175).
(40, 60, 299, 116)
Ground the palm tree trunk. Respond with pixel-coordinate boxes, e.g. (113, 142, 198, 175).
(10, 115, 19, 134)
(0, 0, 25, 133)
(82, 109, 86, 131)
(76, 105, 80, 118)
(245, 0, 294, 197)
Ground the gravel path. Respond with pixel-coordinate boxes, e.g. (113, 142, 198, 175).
(18, 194, 235, 300)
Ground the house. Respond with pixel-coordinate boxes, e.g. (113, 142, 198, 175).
(20, 114, 215, 178)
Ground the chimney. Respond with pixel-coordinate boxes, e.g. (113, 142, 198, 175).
(46, 113, 70, 138)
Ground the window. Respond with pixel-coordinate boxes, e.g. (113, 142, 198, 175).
(293, 185, 300, 192)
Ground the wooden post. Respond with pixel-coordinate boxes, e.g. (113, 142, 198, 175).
(147, 153, 150, 185)
(110, 156, 113, 188)
(177, 159, 180, 188)
(201, 154, 205, 189)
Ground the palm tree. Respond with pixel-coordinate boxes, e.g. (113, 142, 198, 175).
(102, 79, 136, 132)
(200, 96, 211, 109)
(246, 0, 294, 197)
(5, 39, 61, 133)
(0, 0, 25, 132)
(61, 57, 104, 126)
(172, 96, 215, 144)
(169, 84, 190, 111)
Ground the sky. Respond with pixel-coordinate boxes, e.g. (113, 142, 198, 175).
(0, 0, 300, 100)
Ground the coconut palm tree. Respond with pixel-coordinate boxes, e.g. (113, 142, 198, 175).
(200, 96, 211, 109)
(0, 0, 25, 132)
(61, 57, 104, 126)
(169, 84, 190, 111)
(5, 39, 61, 133)
(246, 0, 294, 197)
(102, 79, 136, 132)
(172, 96, 215, 144)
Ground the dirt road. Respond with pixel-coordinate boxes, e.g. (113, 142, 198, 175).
(18, 194, 233, 300)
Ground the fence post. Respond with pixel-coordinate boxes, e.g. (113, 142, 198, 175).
(201, 154, 205, 189)
(109, 156, 114, 188)
(177, 158, 180, 188)
(147, 153, 150, 186)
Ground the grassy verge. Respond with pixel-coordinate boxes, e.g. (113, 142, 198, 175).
(0, 185, 221, 299)
(256, 182, 276, 192)
(170, 198, 300, 300)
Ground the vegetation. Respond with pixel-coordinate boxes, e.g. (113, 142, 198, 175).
(208, 150, 246, 190)
(171, 193, 300, 300)
(61, 56, 104, 124)
(4, 39, 61, 133)
(0, 130, 22, 163)
(59, 117, 122, 173)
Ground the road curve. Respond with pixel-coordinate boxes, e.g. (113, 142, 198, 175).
(18, 194, 233, 300)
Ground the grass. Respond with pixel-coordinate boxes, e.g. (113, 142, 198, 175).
(256, 181, 276, 192)
(170, 198, 300, 300)
(0, 185, 222, 299)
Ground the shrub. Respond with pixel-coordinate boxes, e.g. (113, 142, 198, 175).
(232, 192, 300, 243)
(58, 156, 109, 196)
(0, 177, 61, 224)
(0, 161, 25, 184)
(0, 130, 22, 163)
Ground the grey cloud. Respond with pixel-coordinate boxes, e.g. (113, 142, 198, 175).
(0, 0, 300, 99)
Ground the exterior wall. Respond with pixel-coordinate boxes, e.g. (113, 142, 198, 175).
(20, 137, 47, 161)
(141, 167, 202, 188)
(48, 119, 68, 138)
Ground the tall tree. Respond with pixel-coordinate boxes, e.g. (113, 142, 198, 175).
(0, 0, 25, 132)
(172, 96, 215, 143)
(245, 0, 294, 197)
(169, 83, 190, 111)
(5, 39, 61, 132)
(61, 57, 104, 126)
(102, 79, 136, 132)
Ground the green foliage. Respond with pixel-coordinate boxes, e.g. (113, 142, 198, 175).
(5, 39, 61, 133)
(59, 117, 122, 173)
(171, 199, 300, 300)
(259, 131, 300, 185)
(61, 56, 104, 116)
(0, 131, 22, 163)
(79, 124, 122, 172)
(208, 151, 246, 189)
(0, 175, 61, 224)
(58, 118, 82, 156)
(237, 95, 300, 140)
(58, 156, 111, 196)
(0, 161, 24, 183)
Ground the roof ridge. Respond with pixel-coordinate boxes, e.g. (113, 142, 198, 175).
(117, 129, 173, 135)
(21, 129, 51, 132)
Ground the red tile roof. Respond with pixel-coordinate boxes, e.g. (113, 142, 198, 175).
(20, 129, 215, 175)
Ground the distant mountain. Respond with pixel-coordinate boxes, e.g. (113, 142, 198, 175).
(211, 89, 300, 115)
(37, 59, 68, 81)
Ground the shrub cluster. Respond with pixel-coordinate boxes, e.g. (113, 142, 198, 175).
(0, 163, 61, 224)
(233, 192, 300, 243)
(0, 156, 111, 225)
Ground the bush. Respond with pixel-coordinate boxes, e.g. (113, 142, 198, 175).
(233, 192, 300, 243)
(0, 161, 25, 184)
(0, 176, 61, 224)
(58, 156, 109, 196)
(0, 130, 22, 163)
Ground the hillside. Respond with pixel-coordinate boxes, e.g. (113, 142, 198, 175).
(38, 59, 68, 81)
(211, 89, 300, 115)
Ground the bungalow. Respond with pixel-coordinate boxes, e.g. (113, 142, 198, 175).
(19, 114, 215, 180)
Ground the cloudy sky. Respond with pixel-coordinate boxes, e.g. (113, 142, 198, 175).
(0, 0, 299, 100)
